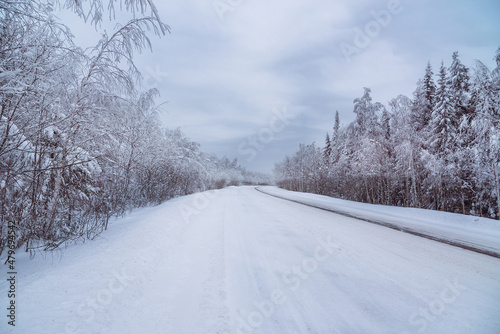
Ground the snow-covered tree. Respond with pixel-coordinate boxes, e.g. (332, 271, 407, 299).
(353, 87, 379, 136)
(274, 49, 500, 218)
(491, 45, 500, 92)
(411, 62, 436, 132)
(333, 110, 340, 139)
(448, 51, 470, 118)
(0, 0, 264, 256)
(323, 132, 332, 162)
(469, 60, 500, 218)
(330, 111, 341, 165)
(427, 62, 457, 157)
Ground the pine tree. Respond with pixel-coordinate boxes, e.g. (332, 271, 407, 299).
(411, 62, 436, 132)
(334, 110, 340, 139)
(428, 62, 457, 157)
(423, 61, 437, 106)
(448, 51, 470, 118)
(411, 79, 428, 132)
(330, 111, 341, 166)
(323, 132, 332, 161)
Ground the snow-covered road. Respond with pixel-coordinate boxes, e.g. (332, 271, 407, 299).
(2, 186, 499, 333)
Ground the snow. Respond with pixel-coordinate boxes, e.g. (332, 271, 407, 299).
(1, 186, 499, 333)
(257, 186, 500, 257)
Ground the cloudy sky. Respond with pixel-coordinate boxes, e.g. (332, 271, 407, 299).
(64, 0, 499, 173)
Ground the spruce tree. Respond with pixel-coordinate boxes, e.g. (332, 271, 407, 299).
(428, 62, 456, 158)
(423, 61, 437, 106)
(411, 61, 436, 132)
(334, 110, 340, 139)
(448, 51, 470, 118)
(323, 132, 332, 161)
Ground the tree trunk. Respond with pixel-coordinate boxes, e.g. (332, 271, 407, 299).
(493, 162, 500, 220)
(44, 156, 65, 236)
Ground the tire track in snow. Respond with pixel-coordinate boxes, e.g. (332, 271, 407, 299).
(197, 199, 230, 334)
(226, 188, 324, 334)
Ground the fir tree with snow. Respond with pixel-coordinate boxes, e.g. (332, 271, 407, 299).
(427, 62, 457, 158)
(411, 61, 436, 132)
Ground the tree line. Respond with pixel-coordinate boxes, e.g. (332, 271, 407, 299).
(0, 0, 269, 257)
(274, 48, 500, 219)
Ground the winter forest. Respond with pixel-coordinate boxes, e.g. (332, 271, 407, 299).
(0, 1, 269, 256)
(275, 49, 500, 219)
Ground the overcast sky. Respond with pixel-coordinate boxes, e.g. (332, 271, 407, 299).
(64, 0, 500, 173)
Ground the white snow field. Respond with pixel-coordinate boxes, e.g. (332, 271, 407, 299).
(1, 186, 499, 334)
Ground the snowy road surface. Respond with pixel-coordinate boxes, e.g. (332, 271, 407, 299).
(1, 186, 500, 333)
(256, 186, 500, 258)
